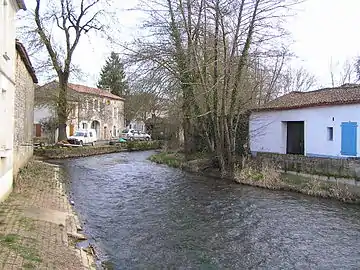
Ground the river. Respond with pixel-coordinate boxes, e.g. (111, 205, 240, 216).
(60, 151, 360, 269)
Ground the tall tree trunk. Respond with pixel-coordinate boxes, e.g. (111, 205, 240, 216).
(182, 89, 195, 157)
(57, 76, 68, 141)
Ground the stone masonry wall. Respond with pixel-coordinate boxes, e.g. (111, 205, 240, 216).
(13, 52, 34, 175)
(254, 152, 360, 179)
(69, 92, 125, 140)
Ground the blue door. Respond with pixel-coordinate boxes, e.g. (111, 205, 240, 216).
(341, 122, 357, 156)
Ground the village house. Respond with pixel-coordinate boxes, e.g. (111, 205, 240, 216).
(0, 0, 27, 201)
(128, 109, 168, 132)
(34, 81, 125, 142)
(249, 84, 360, 158)
(13, 40, 37, 175)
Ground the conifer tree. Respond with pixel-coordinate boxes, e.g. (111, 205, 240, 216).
(98, 52, 128, 96)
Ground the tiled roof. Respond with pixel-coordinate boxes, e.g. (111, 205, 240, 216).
(16, 40, 38, 83)
(255, 84, 360, 112)
(67, 83, 125, 101)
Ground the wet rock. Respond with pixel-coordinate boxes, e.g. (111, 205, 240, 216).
(67, 232, 87, 241)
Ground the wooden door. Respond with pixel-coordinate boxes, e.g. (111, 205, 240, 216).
(35, 124, 42, 137)
(69, 124, 75, 136)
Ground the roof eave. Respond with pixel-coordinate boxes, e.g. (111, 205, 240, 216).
(15, 40, 38, 83)
(252, 100, 360, 113)
(67, 85, 126, 101)
(16, 0, 26, 10)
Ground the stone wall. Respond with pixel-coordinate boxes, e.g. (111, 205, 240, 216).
(74, 95, 124, 140)
(35, 82, 125, 141)
(253, 152, 360, 179)
(13, 52, 35, 175)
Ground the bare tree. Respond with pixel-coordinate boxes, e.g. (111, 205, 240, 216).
(330, 58, 356, 87)
(128, 0, 301, 176)
(20, 0, 113, 141)
(282, 66, 317, 93)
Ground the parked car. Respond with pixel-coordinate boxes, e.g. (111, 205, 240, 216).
(139, 131, 151, 141)
(121, 129, 151, 141)
(67, 129, 97, 146)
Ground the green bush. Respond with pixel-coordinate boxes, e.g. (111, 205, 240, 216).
(126, 140, 162, 151)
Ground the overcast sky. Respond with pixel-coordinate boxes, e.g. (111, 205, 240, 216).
(19, 0, 360, 89)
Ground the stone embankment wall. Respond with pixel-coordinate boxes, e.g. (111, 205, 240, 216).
(253, 152, 360, 179)
(34, 141, 162, 159)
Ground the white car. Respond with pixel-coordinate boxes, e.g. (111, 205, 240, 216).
(68, 129, 97, 146)
(121, 129, 151, 141)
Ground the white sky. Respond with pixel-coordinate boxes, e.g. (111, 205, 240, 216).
(287, 0, 360, 87)
(19, 0, 360, 89)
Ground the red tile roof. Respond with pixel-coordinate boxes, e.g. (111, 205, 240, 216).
(255, 84, 360, 112)
(67, 83, 125, 101)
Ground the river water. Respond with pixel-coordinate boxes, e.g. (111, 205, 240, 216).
(60, 151, 360, 269)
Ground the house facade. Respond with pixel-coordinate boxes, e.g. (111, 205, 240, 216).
(34, 82, 125, 142)
(13, 40, 37, 175)
(249, 84, 360, 158)
(128, 110, 168, 132)
(0, 0, 27, 201)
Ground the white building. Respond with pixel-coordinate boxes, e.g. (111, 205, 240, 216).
(249, 84, 360, 158)
(0, 0, 26, 202)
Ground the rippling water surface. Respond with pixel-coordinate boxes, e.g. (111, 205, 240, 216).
(61, 151, 360, 269)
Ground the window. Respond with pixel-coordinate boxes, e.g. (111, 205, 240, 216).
(327, 127, 334, 141)
(82, 123, 87, 129)
(93, 99, 96, 111)
(98, 100, 100, 111)
(89, 132, 93, 137)
(75, 132, 85, 136)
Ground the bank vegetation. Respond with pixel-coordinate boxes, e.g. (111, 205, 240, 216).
(150, 151, 360, 203)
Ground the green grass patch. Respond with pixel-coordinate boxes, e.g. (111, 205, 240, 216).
(149, 152, 185, 168)
(19, 217, 35, 231)
(0, 234, 42, 263)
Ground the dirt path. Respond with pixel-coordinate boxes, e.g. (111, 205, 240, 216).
(0, 160, 95, 269)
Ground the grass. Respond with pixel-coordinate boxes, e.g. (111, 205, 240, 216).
(235, 161, 360, 203)
(148, 152, 185, 168)
(0, 233, 42, 263)
(19, 217, 35, 231)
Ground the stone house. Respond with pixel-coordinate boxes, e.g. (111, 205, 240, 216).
(0, 0, 27, 202)
(34, 81, 125, 142)
(13, 40, 38, 175)
(250, 84, 360, 158)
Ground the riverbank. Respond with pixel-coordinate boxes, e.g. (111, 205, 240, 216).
(149, 152, 360, 203)
(35, 140, 162, 159)
(0, 160, 96, 269)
